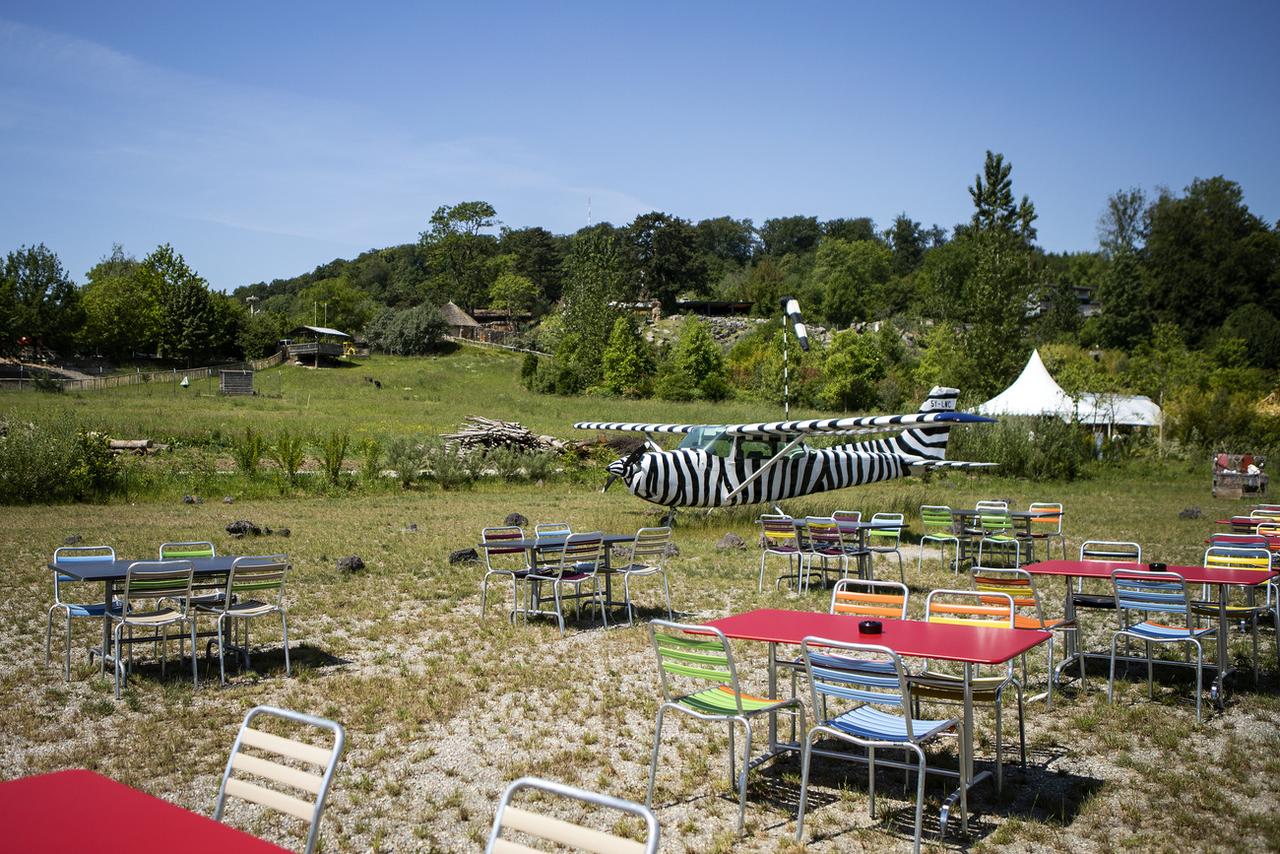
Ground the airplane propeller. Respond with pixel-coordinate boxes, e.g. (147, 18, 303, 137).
(602, 444, 648, 493)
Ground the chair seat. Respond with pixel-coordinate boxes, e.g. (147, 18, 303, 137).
(1120, 621, 1215, 641)
(558, 571, 592, 583)
(908, 672, 1009, 702)
(825, 705, 954, 743)
(616, 562, 659, 575)
(1013, 614, 1073, 631)
(64, 602, 112, 618)
(213, 599, 280, 618)
(1071, 593, 1116, 610)
(678, 685, 781, 716)
(108, 606, 184, 626)
(184, 592, 229, 608)
(1190, 601, 1269, 618)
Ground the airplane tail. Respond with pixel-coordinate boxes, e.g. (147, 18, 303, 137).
(893, 386, 959, 461)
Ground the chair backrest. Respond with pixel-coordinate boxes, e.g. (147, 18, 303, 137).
(868, 512, 903, 544)
(924, 588, 1016, 629)
(122, 560, 194, 612)
(832, 510, 861, 528)
(482, 526, 529, 573)
(485, 777, 659, 854)
(1111, 570, 1192, 629)
(1209, 533, 1268, 549)
(975, 499, 1008, 510)
(976, 507, 1013, 536)
(799, 637, 915, 735)
(1080, 540, 1141, 563)
(159, 541, 216, 559)
(759, 514, 798, 551)
(1250, 509, 1280, 522)
(1254, 504, 1280, 513)
(1203, 545, 1273, 573)
(535, 522, 572, 536)
(1028, 502, 1063, 535)
(802, 517, 844, 553)
(829, 578, 908, 619)
(1256, 523, 1280, 539)
(224, 556, 288, 609)
(51, 545, 116, 593)
(558, 531, 605, 576)
(628, 526, 672, 567)
(970, 565, 1044, 622)
(919, 505, 955, 534)
(649, 621, 744, 715)
(215, 705, 345, 854)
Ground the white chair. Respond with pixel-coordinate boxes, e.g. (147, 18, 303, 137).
(215, 705, 345, 854)
(46, 545, 116, 681)
(486, 777, 659, 854)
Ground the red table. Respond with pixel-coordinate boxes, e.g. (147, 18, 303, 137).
(698, 609, 1050, 834)
(0, 769, 290, 853)
(1025, 559, 1277, 706)
(1217, 516, 1280, 532)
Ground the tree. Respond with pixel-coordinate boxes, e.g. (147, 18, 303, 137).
(599, 315, 655, 397)
(625, 212, 707, 308)
(293, 276, 376, 334)
(488, 270, 541, 325)
(655, 317, 729, 401)
(758, 215, 822, 257)
(913, 322, 974, 393)
(1096, 247, 1151, 347)
(133, 244, 221, 363)
(970, 150, 1037, 242)
(1097, 187, 1147, 255)
(365, 303, 447, 355)
(419, 200, 500, 312)
(816, 329, 884, 410)
(885, 213, 926, 276)
(238, 310, 288, 359)
(822, 217, 879, 244)
(695, 216, 756, 266)
(498, 226, 566, 304)
(553, 225, 627, 392)
(812, 238, 893, 326)
(1, 243, 82, 354)
(81, 245, 157, 358)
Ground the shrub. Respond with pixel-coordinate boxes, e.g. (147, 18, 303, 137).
(0, 422, 119, 503)
(367, 304, 447, 355)
(422, 437, 473, 489)
(385, 436, 424, 488)
(522, 451, 557, 481)
(317, 430, 350, 486)
(230, 426, 264, 477)
(356, 437, 383, 484)
(483, 447, 524, 481)
(271, 430, 307, 485)
(950, 416, 1094, 481)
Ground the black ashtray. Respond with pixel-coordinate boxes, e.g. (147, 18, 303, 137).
(1148, 562, 1168, 572)
(859, 620, 883, 634)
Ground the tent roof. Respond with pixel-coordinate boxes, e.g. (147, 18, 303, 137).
(291, 325, 350, 339)
(441, 301, 480, 327)
(976, 350, 1162, 426)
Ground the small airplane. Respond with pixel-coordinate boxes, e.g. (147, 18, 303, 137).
(577, 385, 995, 512)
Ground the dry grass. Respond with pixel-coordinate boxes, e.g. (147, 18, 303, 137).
(2, 465, 1280, 852)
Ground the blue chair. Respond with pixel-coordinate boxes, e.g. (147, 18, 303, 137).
(796, 637, 964, 853)
(46, 545, 116, 680)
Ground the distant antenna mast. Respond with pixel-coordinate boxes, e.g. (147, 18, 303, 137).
(587, 195, 592, 226)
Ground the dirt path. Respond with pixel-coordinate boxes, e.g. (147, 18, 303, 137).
(0, 358, 97, 380)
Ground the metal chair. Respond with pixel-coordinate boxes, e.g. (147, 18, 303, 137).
(618, 526, 675, 626)
(1072, 540, 1142, 612)
(830, 578, 909, 619)
(107, 560, 197, 698)
(46, 545, 116, 681)
(833, 510, 870, 577)
(1027, 502, 1067, 561)
(971, 565, 1077, 704)
(799, 516, 850, 591)
(479, 526, 531, 618)
(757, 513, 801, 592)
(866, 513, 905, 583)
(486, 777, 660, 854)
(159, 541, 223, 608)
(646, 620, 805, 834)
(199, 556, 290, 684)
(1107, 570, 1215, 723)
(975, 507, 1021, 568)
(215, 705, 345, 854)
(525, 532, 607, 635)
(913, 589, 1024, 791)
(918, 505, 961, 573)
(795, 638, 963, 854)
(1196, 546, 1275, 679)
(534, 521, 572, 536)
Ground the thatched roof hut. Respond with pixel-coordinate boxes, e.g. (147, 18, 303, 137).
(441, 302, 480, 336)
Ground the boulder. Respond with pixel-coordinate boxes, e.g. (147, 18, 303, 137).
(504, 512, 529, 528)
(276, 528, 291, 538)
(662, 542, 681, 558)
(63, 534, 82, 545)
(1179, 507, 1203, 520)
(223, 496, 235, 504)
(716, 532, 747, 550)
(449, 547, 479, 565)
(337, 555, 365, 573)
(226, 520, 262, 537)
(183, 495, 203, 505)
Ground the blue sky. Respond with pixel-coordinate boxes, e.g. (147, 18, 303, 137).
(2, 2, 1277, 292)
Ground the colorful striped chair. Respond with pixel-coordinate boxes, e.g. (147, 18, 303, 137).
(757, 514, 801, 592)
(830, 578, 909, 620)
(917, 505, 961, 574)
(795, 638, 963, 854)
(46, 545, 116, 681)
(1108, 569, 1215, 722)
(1197, 546, 1275, 678)
(1072, 540, 1142, 612)
(799, 516, 850, 591)
(971, 565, 1077, 705)
(646, 621, 805, 834)
(912, 589, 1024, 792)
(1027, 502, 1066, 561)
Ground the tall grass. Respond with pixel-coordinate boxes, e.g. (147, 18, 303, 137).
(317, 430, 350, 486)
(271, 430, 307, 485)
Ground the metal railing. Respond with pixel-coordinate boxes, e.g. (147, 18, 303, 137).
(0, 350, 285, 392)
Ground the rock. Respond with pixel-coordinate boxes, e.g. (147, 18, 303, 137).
(449, 547, 479, 565)
(662, 542, 680, 558)
(226, 520, 262, 537)
(223, 496, 235, 504)
(337, 555, 365, 573)
(1179, 507, 1203, 520)
(183, 495, 203, 505)
(276, 528, 290, 537)
(63, 534, 82, 545)
(716, 532, 747, 550)
(504, 512, 529, 527)
(403, 522, 419, 533)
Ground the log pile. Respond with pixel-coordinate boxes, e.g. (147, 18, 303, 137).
(442, 416, 580, 454)
(108, 439, 168, 455)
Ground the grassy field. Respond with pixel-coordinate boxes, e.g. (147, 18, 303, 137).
(2, 345, 1278, 853)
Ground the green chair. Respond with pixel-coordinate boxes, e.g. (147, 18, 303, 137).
(199, 556, 290, 684)
(646, 620, 805, 834)
(918, 505, 961, 574)
(867, 513, 905, 583)
(107, 560, 197, 698)
(975, 507, 1021, 568)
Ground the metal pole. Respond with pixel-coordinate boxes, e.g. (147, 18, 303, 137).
(782, 320, 790, 419)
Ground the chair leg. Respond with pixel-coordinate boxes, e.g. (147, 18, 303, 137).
(480, 572, 490, 617)
(868, 744, 876, 817)
(795, 731, 814, 840)
(113, 622, 124, 699)
(1192, 639, 1203, 724)
(757, 552, 767, 593)
(1146, 640, 1154, 699)
(911, 747, 926, 854)
(217, 616, 228, 685)
(896, 551, 904, 584)
(64, 615, 72, 681)
(645, 706, 667, 808)
(661, 572, 673, 620)
(624, 573, 635, 627)
(1108, 635, 1119, 706)
(189, 619, 198, 689)
(735, 718, 752, 835)
(281, 609, 291, 677)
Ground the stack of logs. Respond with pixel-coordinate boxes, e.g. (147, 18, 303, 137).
(442, 416, 581, 455)
(108, 439, 168, 455)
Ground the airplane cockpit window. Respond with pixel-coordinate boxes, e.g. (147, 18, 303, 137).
(739, 439, 773, 461)
(678, 426, 733, 458)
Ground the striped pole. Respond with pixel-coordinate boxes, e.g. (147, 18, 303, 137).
(780, 297, 809, 418)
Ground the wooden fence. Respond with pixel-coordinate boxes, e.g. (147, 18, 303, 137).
(0, 350, 286, 392)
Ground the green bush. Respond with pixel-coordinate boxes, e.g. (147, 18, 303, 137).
(317, 430, 350, 486)
(950, 416, 1094, 481)
(0, 422, 119, 503)
(356, 437, 383, 484)
(422, 437, 473, 489)
(483, 447, 524, 481)
(385, 436, 424, 488)
(230, 426, 264, 477)
(522, 451, 557, 481)
(271, 430, 307, 485)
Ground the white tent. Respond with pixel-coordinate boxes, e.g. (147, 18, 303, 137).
(976, 350, 1161, 427)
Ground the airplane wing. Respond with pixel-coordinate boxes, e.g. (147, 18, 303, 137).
(574, 411, 993, 438)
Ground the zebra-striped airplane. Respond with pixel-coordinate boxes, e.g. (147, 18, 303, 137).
(575, 387, 994, 510)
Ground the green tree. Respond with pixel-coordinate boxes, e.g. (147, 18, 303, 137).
(885, 213, 927, 276)
(80, 245, 157, 358)
(419, 200, 500, 311)
(135, 244, 221, 363)
(816, 329, 885, 411)
(553, 224, 627, 392)
(970, 150, 1038, 241)
(822, 217, 879, 244)
(488, 269, 541, 324)
(1127, 321, 1205, 450)
(914, 321, 974, 393)
(1, 243, 82, 354)
(812, 238, 893, 326)
(758, 215, 822, 257)
(599, 315, 655, 397)
(365, 303, 446, 355)
(498, 226, 566, 304)
(293, 276, 376, 334)
(238, 310, 288, 359)
(625, 211, 708, 308)
(695, 216, 756, 266)
(655, 317, 729, 401)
